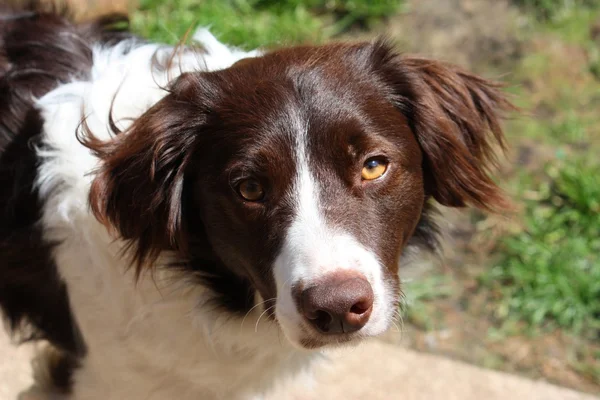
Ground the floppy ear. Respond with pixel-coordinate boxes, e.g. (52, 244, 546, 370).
(370, 40, 515, 211)
(82, 74, 207, 272)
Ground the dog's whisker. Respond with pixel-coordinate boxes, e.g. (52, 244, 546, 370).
(240, 297, 276, 331)
(255, 305, 277, 333)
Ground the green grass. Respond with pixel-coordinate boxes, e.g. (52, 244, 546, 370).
(483, 157, 600, 337)
(402, 275, 453, 330)
(131, 0, 402, 47)
(131, 0, 323, 47)
(484, 2, 600, 340)
(541, 6, 600, 43)
(514, 0, 600, 21)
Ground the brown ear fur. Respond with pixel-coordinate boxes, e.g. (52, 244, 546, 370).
(80, 75, 204, 273)
(370, 39, 515, 211)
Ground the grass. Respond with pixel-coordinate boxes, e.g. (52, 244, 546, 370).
(131, 0, 403, 47)
(483, 156, 600, 337)
(483, 2, 600, 342)
(402, 275, 453, 330)
(514, 0, 600, 20)
(131, 0, 323, 47)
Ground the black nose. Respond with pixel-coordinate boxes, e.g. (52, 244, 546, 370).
(300, 272, 374, 334)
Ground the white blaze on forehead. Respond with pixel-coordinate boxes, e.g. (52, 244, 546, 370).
(273, 119, 393, 344)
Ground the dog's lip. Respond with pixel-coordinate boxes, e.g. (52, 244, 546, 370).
(295, 321, 366, 350)
(298, 333, 360, 350)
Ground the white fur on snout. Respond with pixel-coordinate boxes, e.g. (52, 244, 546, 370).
(274, 139, 394, 347)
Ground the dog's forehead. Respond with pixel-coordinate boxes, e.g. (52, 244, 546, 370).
(196, 45, 418, 192)
(211, 53, 387, 138)
(204, 79, 354, 154)
(219, 45, 379, 103)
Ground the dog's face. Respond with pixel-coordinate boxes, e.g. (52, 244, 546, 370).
(86, 40, 511, 349)
(187, 49, 425, 348)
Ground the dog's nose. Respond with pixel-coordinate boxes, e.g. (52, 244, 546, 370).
(300, 272, 374, 334)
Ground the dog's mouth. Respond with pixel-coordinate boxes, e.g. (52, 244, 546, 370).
(276, 315, 390, 351)
(295, 322, 369, 350)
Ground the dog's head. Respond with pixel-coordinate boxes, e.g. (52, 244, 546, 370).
(85, 40, 512, 349)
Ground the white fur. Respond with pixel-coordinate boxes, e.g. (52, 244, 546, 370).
(273, 118, 394, 347)
(35, 31, 313, 400)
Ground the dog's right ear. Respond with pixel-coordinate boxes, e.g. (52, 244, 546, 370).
(81, 73, 212, 274)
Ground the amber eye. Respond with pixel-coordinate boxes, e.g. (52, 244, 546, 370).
(361, 157, 388, 181)
(238, 179, 265, 201)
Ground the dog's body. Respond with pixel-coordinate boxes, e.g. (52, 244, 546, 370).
(1, 10, 301, 399)
(0, 4, 512, 399)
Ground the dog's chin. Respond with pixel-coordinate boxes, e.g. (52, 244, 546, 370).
(277, 319, 387, 352)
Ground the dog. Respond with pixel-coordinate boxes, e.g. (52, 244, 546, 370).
(0, 2, 513, 399)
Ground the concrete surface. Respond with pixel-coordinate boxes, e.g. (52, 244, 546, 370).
(1, 326, 35, 400)
(1, 323, 597, 399)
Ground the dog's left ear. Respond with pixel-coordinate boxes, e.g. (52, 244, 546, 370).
(83, 73, 208, 272)
(367, 40, 515, 211)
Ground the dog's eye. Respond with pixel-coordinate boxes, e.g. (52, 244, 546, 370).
(238, 179, 265, 201)
(361, 157, 388, 181)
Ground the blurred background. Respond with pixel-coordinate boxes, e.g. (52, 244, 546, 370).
(82, 0, 599, 394)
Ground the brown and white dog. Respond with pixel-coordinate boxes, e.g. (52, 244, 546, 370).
(0, 2, 512, 399)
